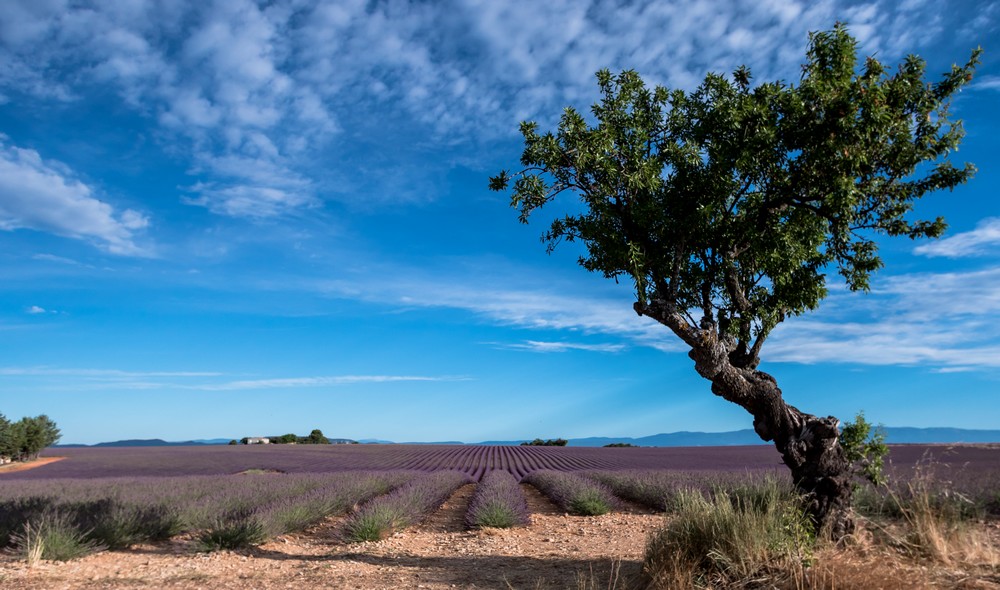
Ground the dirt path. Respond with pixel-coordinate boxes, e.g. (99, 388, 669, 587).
(0, 482, 665, 589)
(0, 456, 65, 474)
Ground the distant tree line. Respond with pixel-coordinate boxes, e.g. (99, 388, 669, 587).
(237, 429, 332, 445)
(603, 443, 639, 448)
(0, 413, 61, 463)
(520, 438, 568, 447)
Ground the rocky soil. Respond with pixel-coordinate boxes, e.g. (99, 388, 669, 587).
(0, 483, 664, 589)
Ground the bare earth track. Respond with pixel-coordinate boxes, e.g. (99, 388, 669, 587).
(0, 483, 664, 589)
(0, 456, 65, 474)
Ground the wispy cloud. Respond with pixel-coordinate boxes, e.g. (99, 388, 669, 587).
(25, 306, 47, 315)
(312, 269, 681, 352)
(495, 340, 627, 354)
(194, 375, 470, 391)
(0, 137, 150, 255)
(913, 217, 1000, 258)
(973, 75, 1000, 91)
(1, 0, 982, 218)
(309, 258, 1000, 371)
(767, 267, 1000, 371)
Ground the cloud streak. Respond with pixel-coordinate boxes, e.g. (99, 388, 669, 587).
(310, 259, 1000, 371)
(494, 340, 627, 354)
(914, 217, 1000, 258)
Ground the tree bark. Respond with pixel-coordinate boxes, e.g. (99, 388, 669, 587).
(700, 351, 855, 539)
(637, 300, 854, 539)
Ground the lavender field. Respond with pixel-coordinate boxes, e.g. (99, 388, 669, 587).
(11, 444, 794, 480)
(0, 443, 997, 561)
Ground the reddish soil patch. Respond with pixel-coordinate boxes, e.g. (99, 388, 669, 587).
(0, 456, 65, 474)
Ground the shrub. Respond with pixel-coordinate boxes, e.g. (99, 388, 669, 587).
(73, 499, 182, 549)
(10, 510, 103, 562)
(0, 496, 55, 548)
(465, 470, 530, 529)
(523, 470, 617, 516)
(586, 470, 684, 512)
(341, 471, 470, 542)
(197, 506, 267, 551)
(257, 471, 412, 536)
(643, 477, 813, 587)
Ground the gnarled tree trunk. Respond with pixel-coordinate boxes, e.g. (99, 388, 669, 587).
(638, 301, 855, 539)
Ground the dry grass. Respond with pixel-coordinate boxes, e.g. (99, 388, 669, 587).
(640, 472, 1000, 590)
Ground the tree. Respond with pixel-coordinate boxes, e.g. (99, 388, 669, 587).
(490, 25, 979, 538)
(18, 415, 61, 459)
(0, 413, 14, 459)
(306, 429, 329, 444)
(520, 438, 568, 446)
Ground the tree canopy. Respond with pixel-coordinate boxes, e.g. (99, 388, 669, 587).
(0, 413, 61, 461)
(491, 24, 980, 537)
(491, 25, 979, 372)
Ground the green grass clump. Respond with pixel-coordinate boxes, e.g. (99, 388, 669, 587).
(644, 476, 814, 587)
(465, 471, 529, 529)
(523, 471, 618, 516)
(197, 507, 267, 550)
(341, 471, 471, 543)
(11, 510, 103, 563)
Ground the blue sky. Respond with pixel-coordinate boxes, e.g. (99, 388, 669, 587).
(1, 0, 998, 445)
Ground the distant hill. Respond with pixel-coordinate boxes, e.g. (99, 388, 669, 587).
(477, 427, 1000, 447)
(93, 439, 226, 447)
(56, 427, 1000, 448)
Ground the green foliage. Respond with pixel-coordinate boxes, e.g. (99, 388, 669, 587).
(520, 438, 568, 446)
(341, 504, 405, 542)
(0, 413, 61, 462)
(468, 503, 519, 528)
(568, 488, 613, 516)
(841, 411, 889, 486)
(197, 507, 267, 551)
(11, 510, 103, 562)
(491, 25, 980, 371)
(644, 477, 814, 586)
(603, 442, 638, 447)
(75, 499, 182, 549)
(306, 429, 329, 444)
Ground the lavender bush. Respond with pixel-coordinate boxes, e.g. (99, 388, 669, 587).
(341, 470, 472, 542)
(192, 471, 415, 550)
(523, 470, 618, 516)
(465, 470, 530, 529)
(586, 469, 791, 513)
(0, 471, 417, 555)
(254, 471, 413, 536)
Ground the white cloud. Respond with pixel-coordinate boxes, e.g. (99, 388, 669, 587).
(1, 0, 976, 216)
(767, 267, 1000, 371)
(26, 305, 46, 314)
(307, 257, 1000, 371)
(914, 218, 1000, 258)
(498, 340, 627, 353)
(973, 75, 1000, 91)
(0, 138, 150, 255)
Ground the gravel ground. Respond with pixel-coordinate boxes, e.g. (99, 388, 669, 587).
(0, 483, 664, 590)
